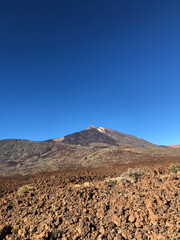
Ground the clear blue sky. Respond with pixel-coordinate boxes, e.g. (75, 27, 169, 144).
(0, 0, 180, 145)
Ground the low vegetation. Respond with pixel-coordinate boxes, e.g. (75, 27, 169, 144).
(104, 177, 119, 187)
(121, 167, 148, 179)
(83, 182, 93, 187)
(17, 185, 34, 195)
(104, 167, 149, 186)
(167, 163, 180, 173)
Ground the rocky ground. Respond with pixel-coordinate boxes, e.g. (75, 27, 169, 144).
(0, 158, 180, 240)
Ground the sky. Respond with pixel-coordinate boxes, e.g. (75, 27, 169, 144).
(0, 0, 180, 145)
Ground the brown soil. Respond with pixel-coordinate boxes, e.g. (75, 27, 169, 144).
(0, 157, 180, 240)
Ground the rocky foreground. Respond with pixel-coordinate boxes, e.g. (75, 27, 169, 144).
(0, 160, 180, 240)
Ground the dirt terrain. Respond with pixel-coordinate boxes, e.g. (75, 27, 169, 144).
(0, 157, 179, 240)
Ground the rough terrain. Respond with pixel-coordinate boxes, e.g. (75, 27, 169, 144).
(0, 157, 179, 240)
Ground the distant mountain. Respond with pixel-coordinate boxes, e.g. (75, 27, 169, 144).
(167, 145, 180, 148)
(53, 126, 156, 148)
(0, 126, 161, 176)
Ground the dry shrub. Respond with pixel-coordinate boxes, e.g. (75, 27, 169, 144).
(84, 182, 92, 187)
(121, 167, 149, 179)
(17, 185, 34, 195)
(104, 176, 132, 187)
(168, 163, 180, 173)
(104, 177, 118, 187)
(104, 167, 148, 187)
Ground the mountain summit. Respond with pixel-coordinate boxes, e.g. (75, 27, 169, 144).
(53, 126, 156, 148)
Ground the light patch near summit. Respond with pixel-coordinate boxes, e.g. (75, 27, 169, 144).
(97, 127, 106, 133)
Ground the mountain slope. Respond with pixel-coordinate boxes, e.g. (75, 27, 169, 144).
(54, 126, 156, 148)
(0, 126, 166, 176)
(54, 127, 118, 146)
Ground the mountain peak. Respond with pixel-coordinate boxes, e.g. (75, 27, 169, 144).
(53, 126, 156, 148)
(86, 125, 97, 130)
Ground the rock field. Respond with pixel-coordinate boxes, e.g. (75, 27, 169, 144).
(0, 159, 179, 240)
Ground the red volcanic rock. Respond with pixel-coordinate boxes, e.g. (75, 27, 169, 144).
(128, 213, 136, 223)
(0, 162, 180, 239)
